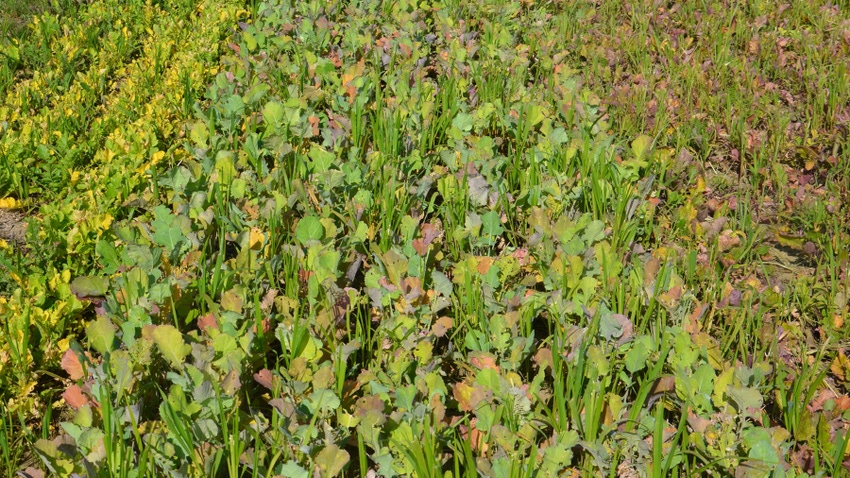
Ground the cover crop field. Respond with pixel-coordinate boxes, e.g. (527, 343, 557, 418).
(0, 0, 848, 476)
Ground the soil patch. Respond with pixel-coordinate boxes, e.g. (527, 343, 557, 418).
(0, 209, 27, 245)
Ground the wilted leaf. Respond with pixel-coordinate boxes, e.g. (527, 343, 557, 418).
(220, 289, 244, 313)
(315, 444, 349, 478)
(470, 352, 500, 371)
(468, 175, 490, 206)
(18, 467, 44, 478)
(453, 381, 489, 412)
(431, 316, 453, 337)
(222, 369, 242, 395)
(832, 350, 850, 381)
(33, 439, 76, 476)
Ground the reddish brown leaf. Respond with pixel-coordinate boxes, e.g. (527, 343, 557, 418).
(533, 348, 553, 370)
(469, 352, 499, 372)
(61, 349, 85, 381)
(431, 316, 453, 337)
(198, 313, 218, 333)
(62, 384, 88, 409)
(452, 381, 490, 412)
(18, 468, 44, 478)
(253, 369, 275, 390)
(650, 375, 676, 395)
(412, 238, 428, 256)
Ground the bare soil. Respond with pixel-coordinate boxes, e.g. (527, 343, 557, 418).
(0, 209, 27, 245)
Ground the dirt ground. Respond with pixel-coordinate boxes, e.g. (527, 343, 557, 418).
(0, 209, 27, 245)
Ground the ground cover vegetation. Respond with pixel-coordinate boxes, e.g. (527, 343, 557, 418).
(0, 0, 848, 476)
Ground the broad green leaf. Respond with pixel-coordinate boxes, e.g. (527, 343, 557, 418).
(152, 325, 191, 368)
(714, 368, 736, 407)
(481, 210, 504, 237)
(95, 240, 121, 274)
(631, 134, 653, 161)
(431, 271, 453, 297)
(262, 100, 285, 129)
(243, 82, 270, 105)
(279, 461, 309, 478)
(549, 127, 569, 144)
(308, 388, 341, 414)
(582, 219, 606, 244)
(599, 312, 633, 344)
(243, 31, 258, 51)
(395, 385, 417, 411)
(539, 430, 579, 475)
(190, 121, 209, 146)
(86, 316, 115, 355)
(214, 151, 237, 183)
(153, 225, 185, 252)
(379, 249, 408, 287)
(452, 112, 474, 131)
(475, 403, 496, 432)
(34, 439, 78, 476)
(624, 336, 652, 373)
(727, 386, 763, 412)
(526, 104, 546, 127)
(476, 368, 501, 394)
(308, 144, 335, 173)
(71, 276, 109, 297)
(296, 216, 324, 244)
(0, 44, 20, 62)
(742, 428, 778, 474)
(222, 94, 245, 116)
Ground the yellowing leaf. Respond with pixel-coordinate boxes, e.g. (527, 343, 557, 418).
(631, 134, 653, 161)
(832, 351, 850, 382)
(315, 444, 349, 478)
(152, 325, 190, 368)
(86, 316, 115, 355)
(249, 227, 265, 250)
